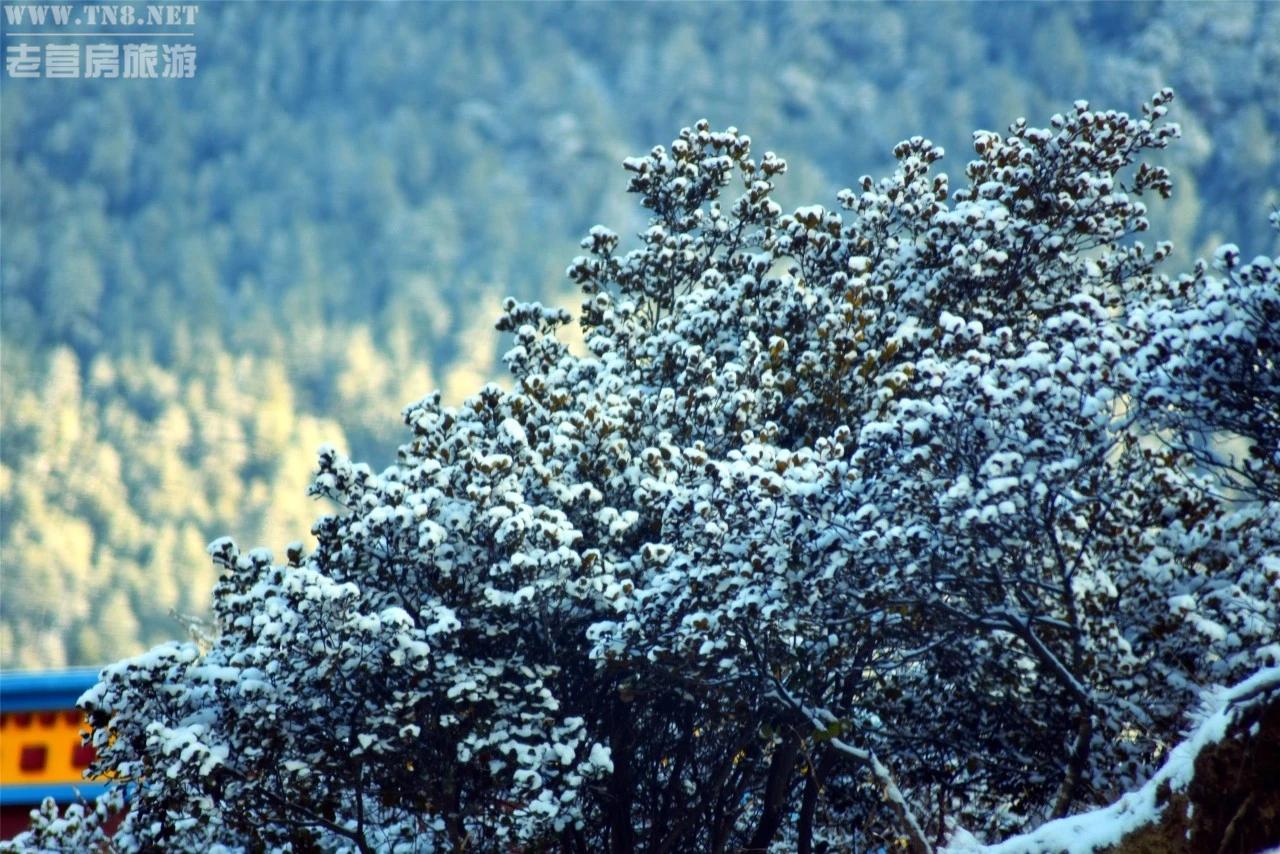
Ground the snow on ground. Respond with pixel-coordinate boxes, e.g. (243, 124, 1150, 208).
(943, 666, 1280, 854)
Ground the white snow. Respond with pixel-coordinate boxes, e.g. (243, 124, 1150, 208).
(943, 666, 1280, 854)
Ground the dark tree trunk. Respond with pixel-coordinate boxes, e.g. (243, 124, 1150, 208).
(797, 747, 837, 854)
(744, 732, 802, 852)
(607, 697, 635, 854)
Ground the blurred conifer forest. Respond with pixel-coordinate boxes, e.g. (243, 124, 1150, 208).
(1, 1, 1277, 669)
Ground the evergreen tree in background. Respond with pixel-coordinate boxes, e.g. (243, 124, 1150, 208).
(7, 91, 1277, 853)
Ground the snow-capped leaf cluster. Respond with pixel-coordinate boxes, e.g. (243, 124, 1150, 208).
(1130, 228, 1280, 501)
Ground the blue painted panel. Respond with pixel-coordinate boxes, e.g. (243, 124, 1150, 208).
(0, 669, 103, 712)
(0, 782, 110, 806)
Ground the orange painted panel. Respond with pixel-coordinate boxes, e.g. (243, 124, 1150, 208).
(0, 710, 106, 787)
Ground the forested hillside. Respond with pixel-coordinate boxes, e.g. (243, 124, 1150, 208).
(2, 1, 1277, 669)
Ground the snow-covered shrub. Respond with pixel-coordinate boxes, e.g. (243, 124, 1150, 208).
(6, 91, 1277, 853)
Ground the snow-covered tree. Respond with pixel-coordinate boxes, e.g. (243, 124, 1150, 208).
(7, 91, 1277, 853)
(1131, 226, 1280, 502)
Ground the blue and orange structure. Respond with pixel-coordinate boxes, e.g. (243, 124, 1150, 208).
(0, 668, 111, 839)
